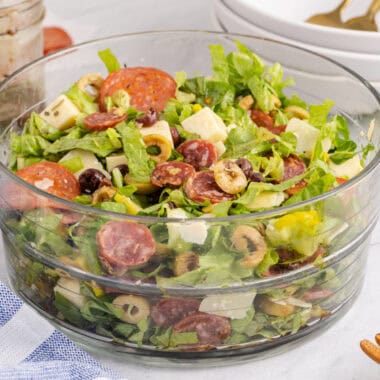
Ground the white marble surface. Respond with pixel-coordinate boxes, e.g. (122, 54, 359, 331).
(0, 0, 379, 378)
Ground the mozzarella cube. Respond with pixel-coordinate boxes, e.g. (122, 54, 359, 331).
(105, 154, 128, 172)
(247, 191, 286, 211)
(40, 94, 80, 130)
(167, 208, 208, 245)
(329, 155, 363, 179)
(199, 291, 257, 319)
(54, 278, 86, 309)
(181, 107, 228, 143)
(286, 118, 331, 158)
(59, 149, 109, 179)
(139, 120, 174, 147)
(214, 141, 226, 157)
(272, 297, 312, 309)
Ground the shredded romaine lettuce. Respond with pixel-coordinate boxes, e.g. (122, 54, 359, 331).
(97, 48, 121, 73)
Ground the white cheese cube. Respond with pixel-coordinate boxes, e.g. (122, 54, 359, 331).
(329, 155, 363, 179)
(286, 118, 331, 158)
(247, 191, 285, 211)
(271, 297, 311, 309)
(199, 291, 257, 319)
(214, 141, 226, 157)
(54, 278, 86, 309)
(139, 120, 174, 147)
(181, 107, 228, 143)
(59, 149, 109, 179)
(167, 208, 208, 245)
(40, 94, 80, 130)
(105, 154, 128, 172)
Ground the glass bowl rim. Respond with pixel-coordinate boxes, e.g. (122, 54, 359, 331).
(0, 29, 380, 224)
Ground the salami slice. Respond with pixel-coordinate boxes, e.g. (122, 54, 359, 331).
(173, 312, 231, 345)
(83, 111, 126, 131)
(177, 139, 217, 171)
(99, 67, 176, 112)
(151, 162, 195, 188)
(282, 155, 306, 181)
(97, 221, 155, 273)
(185, 171, 234, 204)
(151, 298, 200, 328)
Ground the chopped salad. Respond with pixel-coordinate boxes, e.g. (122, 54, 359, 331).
(2, 41, 372, 352)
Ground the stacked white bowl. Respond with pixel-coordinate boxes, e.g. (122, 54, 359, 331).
(213, 0, 380, 92)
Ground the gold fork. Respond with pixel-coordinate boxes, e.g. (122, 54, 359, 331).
(306, 0, 352, 28)
(343, 0, 380, 31)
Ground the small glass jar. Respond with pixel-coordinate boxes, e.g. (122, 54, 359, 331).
(0, 0, 45, 82)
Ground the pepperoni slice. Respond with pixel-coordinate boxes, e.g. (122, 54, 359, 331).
(285, 179, 308, 196)
(43, 27, 73, 55)
(97, 221, 155, 273)
(11, 162, 80, 210)
(83, 111, 127, 131)
(173, 312, 231, 345)
(151, 298, 200, 328)
(282, 155, 306, 181)
(185, 171, 234, 204)
(336, 177, 348, 185)
(151, 162, 195, 188)
(99, 67, 176, 112)
(177, 139, 218, 171)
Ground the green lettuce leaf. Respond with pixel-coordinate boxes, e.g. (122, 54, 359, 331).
(284, 174, 335, 206)
(209, 44, 230, 82)
(116, 121, 155, 183)
(98, 48, 121, 73)
(265, 62, 294, 98)
(266, 210, 323, 256)
(255, 249, 279, 277)
(308, 99, 334, 128)
(19, 210, 72, 257)
(247, 76, 275, 113)
(45, 129, 119, 157)
(65, 84, 98, 114)
(54, 292, 91, 328)
(204, 80, 235, 108)
(24, 112, 63, 141)
(10, 133, 50, 157)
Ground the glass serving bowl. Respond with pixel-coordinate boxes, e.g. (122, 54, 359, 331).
(0, 31, 380, 365)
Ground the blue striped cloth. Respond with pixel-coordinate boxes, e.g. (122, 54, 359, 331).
(0, 281, 120, 380)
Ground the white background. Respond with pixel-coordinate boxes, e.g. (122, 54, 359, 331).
(1, 0, 380, 378)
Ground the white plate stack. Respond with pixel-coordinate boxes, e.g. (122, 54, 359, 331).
(213, 0, 380, 92)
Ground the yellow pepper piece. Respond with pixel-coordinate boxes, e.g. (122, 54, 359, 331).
(92, 286, 104, 297)
(274, 210, 321, 231)
(192, 104, 202, 113)
(114, 193, 142, 215)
